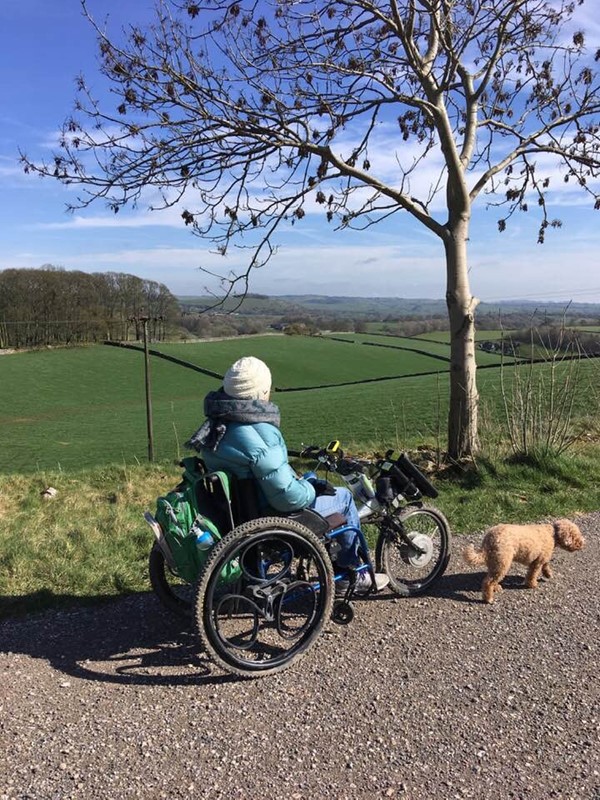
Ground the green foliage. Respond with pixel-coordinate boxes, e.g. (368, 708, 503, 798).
(0, 267, 179, 348)
(178, 295, 600, 340)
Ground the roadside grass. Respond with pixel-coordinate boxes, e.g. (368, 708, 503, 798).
(2, 441, 600, 619)
(436, 444, 600, 533)
(0, 462, 175, 618)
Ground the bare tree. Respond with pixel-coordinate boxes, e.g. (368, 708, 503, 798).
(21, 0, 600, 457)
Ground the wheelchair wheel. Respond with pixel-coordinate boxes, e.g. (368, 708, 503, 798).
(375, 506, 451, 596)
(195, 517, 334, 678)
(148, 543, 193, 618)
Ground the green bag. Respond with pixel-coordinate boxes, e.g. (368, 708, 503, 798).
(154, 458, 240, 585)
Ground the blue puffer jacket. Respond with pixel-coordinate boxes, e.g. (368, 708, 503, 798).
(188, 392, 315, 513)
(202, 421, 315, 512)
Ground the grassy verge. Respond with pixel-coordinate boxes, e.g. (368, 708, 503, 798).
(0, 461, 181, 618)
(2, 444, 600, 619)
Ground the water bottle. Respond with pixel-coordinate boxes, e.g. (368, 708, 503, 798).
(194, 527, 215, 551)
(345, 472, 376, 503)
(342, 472, 381, 520)
(358, 474, 376, 499)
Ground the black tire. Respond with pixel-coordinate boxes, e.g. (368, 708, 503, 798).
(331, 600, 354, 625)
(148, 543, 193, 618)
(375, 506, 451, 596)
(195, 517, 334, 678)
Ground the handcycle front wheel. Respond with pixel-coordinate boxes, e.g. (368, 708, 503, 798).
(195, 517, 334, 678)
(148, 543, 194, 618)
(375, 505, 451, 597)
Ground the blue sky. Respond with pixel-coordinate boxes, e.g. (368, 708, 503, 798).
(1, 1, 599, 302)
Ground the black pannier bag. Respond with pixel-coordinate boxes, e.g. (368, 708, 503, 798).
(375, 452, 438, 503)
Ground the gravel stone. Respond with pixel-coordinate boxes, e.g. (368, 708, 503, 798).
(1, 514, 599, 799)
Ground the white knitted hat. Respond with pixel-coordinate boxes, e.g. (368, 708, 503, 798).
(223, 356, 272, 400)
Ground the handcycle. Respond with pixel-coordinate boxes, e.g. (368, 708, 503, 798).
(144, 441, 451, 678)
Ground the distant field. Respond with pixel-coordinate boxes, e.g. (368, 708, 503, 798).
(323, 332, 451, 359)
(413, 330, 513, 343)
(363, 329, 516, 344)
(1, 340, 598, 474)
(404, 331, 450, 342)
(151, 336, 448, 386)
(325, 332, 520, 365)
(0, 342, 450, 473)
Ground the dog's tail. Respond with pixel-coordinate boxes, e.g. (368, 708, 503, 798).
(462, 543, 486, 567)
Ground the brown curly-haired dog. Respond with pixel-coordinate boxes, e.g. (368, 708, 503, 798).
(462, 519, 584, 603)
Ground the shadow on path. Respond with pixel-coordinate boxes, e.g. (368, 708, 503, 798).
(0, 592, 237, 688)
(427, 569, 527, 601)
(0, 563, 539, 687)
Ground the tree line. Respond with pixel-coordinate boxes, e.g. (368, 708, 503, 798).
(0, 267, 180, 349)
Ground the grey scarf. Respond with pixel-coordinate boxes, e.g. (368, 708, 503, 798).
(186, 389, 281, 452)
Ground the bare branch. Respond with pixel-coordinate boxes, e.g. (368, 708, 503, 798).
(20, 0, 600, 281)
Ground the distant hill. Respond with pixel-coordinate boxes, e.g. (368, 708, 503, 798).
(178, 293, 448, 316)
(178, 294, 600, 319)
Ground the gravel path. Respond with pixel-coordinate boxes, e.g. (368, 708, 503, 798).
(1, 514, 599, 800)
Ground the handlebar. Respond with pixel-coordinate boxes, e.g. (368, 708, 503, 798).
(289, 444, 371, 473)
(288, 446, 326, 460)
(289, 442, 439, 500)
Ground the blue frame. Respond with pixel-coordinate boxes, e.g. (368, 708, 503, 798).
(325, 521, 375, 588)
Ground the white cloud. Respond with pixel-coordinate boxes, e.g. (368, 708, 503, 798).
(5, 222, 599, 303)
(38, 207, 185, 230)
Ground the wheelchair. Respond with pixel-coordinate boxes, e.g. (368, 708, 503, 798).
(146, 447, 450, 678)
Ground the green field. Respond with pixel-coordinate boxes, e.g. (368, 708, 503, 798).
(0, 346, 213, 473)
(0, 339, 449, 473)
(324, 331, 521, 365)
(1, 336, 598, 474)
(406, 330, 515, 343)
(365, 327, 517, 340)
(151, 335, 447, 386)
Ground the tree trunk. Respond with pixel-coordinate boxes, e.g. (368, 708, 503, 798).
(444, 220, 480, 459)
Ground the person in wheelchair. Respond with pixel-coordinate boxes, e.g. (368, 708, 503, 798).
(186, 356, 389, 594)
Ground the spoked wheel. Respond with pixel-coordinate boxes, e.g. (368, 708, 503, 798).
(149, 543, 193, 618)
(195, 517, 334, 678)
(375, 506, 451, 596)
